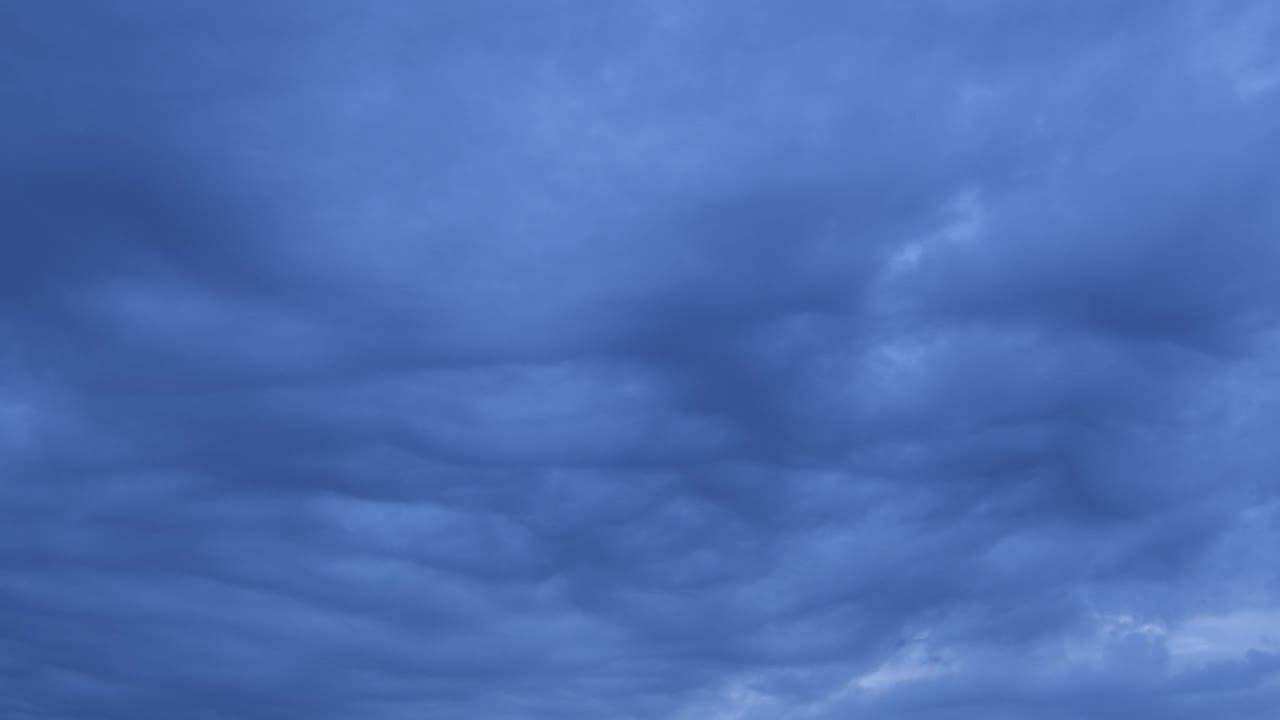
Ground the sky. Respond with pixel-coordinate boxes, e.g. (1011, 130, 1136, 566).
(3, 1, 1280, 718)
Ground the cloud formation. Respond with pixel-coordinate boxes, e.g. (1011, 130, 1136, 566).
(4, 1, 1280, 718)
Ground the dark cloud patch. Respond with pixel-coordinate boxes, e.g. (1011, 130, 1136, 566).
(4, 1, 1280, 719)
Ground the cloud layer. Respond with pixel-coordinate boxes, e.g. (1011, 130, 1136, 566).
(4, 2, 1280, 718)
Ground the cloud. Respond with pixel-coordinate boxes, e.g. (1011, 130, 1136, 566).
(3, 1, 1279, 718)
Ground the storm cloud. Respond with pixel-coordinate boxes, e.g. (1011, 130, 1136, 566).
(3, 2, 1280, 718)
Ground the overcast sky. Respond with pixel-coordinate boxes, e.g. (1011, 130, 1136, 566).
(4, 2, 1280, 718)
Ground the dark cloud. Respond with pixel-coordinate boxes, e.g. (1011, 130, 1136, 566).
(4, 1, 1280, 718)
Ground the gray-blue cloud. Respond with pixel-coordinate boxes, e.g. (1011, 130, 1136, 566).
(4, 2, 1280, 718)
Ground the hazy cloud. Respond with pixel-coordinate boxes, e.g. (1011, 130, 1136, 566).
(4, 1, 1279, 718)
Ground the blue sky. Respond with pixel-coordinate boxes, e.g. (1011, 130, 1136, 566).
(4, 2, 1280, 718)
